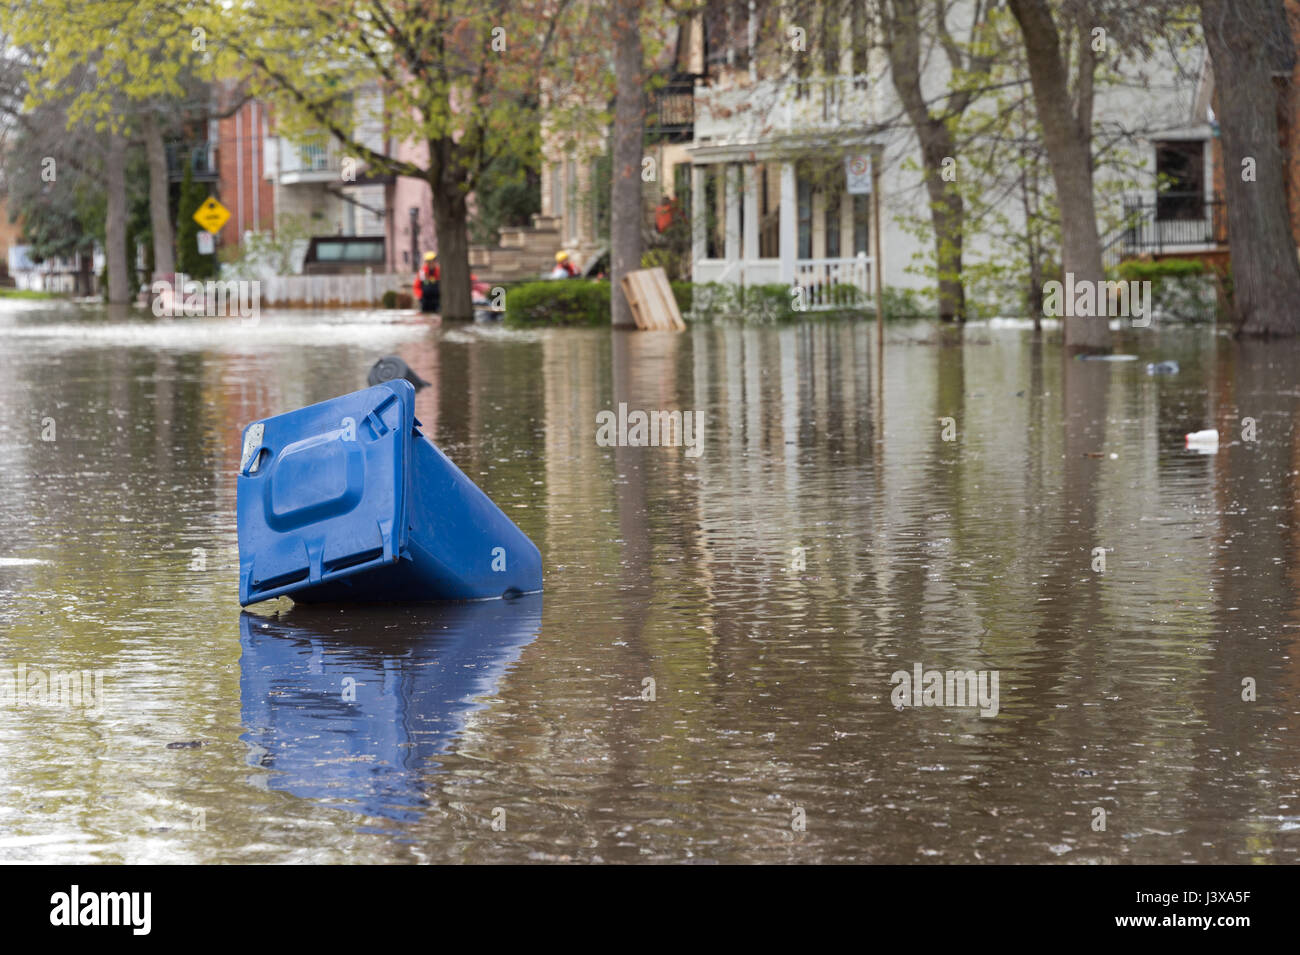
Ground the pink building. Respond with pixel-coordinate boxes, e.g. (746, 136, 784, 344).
(215, 98, 275, 245)
(386, 138, 436, 274)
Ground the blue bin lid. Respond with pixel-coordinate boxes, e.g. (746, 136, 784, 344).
(237, 380, 416, 605)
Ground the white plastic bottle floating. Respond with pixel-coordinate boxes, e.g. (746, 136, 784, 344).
(1185, 428, 1219, 453)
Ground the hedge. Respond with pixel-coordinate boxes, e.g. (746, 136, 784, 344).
(1114, 257, 1221, 323)
(504, 280, 611, 326)
(501, 278, 882, 326)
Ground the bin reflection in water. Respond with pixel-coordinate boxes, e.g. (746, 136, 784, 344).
(239, 594, 542, 824)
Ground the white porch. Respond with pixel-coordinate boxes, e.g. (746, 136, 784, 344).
(688, 150, 881, 312)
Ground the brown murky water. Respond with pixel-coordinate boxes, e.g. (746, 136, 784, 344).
(0, 300, 1297, 863)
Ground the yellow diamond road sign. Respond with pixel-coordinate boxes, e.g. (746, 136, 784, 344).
(193, 197, 230, 235)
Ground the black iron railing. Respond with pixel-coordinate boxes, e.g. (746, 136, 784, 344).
(165, 141, 217, 181)
(648, 79, 695, 142)
(1101, 193, 1227, 269)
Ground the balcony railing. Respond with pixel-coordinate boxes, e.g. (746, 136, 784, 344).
(276, 138, 343, 183)
(784, 74, 871, 130)
(648, 79, 695, 142)
(1102, 193, 1227, 269)
(297, 143, 334, 172)
(694, 73, 874, 141)
(165, 141, 217, 181)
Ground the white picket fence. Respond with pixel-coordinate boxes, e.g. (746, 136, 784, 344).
(258, 272, 411, 306)
(793, 256, 873, 311)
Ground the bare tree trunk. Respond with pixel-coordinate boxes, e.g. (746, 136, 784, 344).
(1008, 0, 1110, 352)
(143, 113, 175, 278)
(1023, 151, 1045, 331)
(610, 0, 644, 328)
(1202, 0, 1300, 336)
(105, 132, 130, 304)
(884, 0, 972, 322)
(431, 174, 472, 321)
(77, 246, 93, 297)
(921, 127, 965, 322)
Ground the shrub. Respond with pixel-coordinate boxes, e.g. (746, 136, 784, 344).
(670, 281, 692, 315)
(380, 289, 398, 309)
(642, 247, 690, 282)
(1115, 257, 1206, 283)
(502, 278, 889, 326)
(1115, 257, 1218, 323)
(503, 280, 611, 326)
(879, 285, 929, 321)
(685, 282, 871, 323)
(176, 165, 218, 281)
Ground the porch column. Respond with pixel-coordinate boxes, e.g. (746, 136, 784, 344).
(691, 164, 707, 270)
(724, 163, 741, 265)
(779, 161, 796, 284)
(742, 163, 759, 265)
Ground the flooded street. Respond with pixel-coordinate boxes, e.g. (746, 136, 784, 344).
(1, 300, 1298, 864)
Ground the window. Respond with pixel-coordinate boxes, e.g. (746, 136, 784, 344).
(733, 164, 744, 256)
(705, 165, 724, 259)
(821, 1, 841, 76)
(792, 0, 814, 81)
(593, 155, 612, 243)
(565, 160, 577, 240)
(758, 164, 781, 259)
(1154, 140, 1205, 221)
(704, 0, 750, 70)
(853, 193, 870, 256)
(310, 238, 385, 264)
(850, 0, 870, 77)
(797, 175, 812, 259)
(825, 189, 841, 258)
(673, 163, 692, 252)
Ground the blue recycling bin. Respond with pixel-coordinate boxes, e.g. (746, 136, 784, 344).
(236, 379, 542, 605)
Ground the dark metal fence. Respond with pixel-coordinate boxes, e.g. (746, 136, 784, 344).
(1101, 194, 1226, 269)
(165, 141, 217, 181)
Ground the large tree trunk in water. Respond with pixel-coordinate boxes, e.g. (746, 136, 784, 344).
(105, 132, 130, 304)
(1201, 0, 1300, 336)
(143, 114, 175, 279)
(431, 184, 472, 321)
(610, 0, 644, 328)
(1008, 0, 1110, 352)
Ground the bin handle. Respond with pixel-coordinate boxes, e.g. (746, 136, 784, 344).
(240, 423, 267, 475)
(364, 392, 399, 440)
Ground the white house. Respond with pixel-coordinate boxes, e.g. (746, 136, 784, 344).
(541, 2, 1214, 313)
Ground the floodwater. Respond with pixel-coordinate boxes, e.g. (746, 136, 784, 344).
(0, 299, 1297, 864)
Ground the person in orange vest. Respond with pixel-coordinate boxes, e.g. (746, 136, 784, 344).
(414, 251, 440, 313)
(655, 197, 677, 233)
(552, 249, 579, 278)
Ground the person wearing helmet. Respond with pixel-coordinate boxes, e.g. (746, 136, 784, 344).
(551, 249, 579, 279)
(417, 251, 440, 313)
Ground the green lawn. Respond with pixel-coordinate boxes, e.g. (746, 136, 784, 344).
(0, 288, 61, 299)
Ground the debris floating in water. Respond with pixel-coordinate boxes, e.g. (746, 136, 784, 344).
(1146, 360, 1180, 375)
(1186, 429, 1219, 453)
